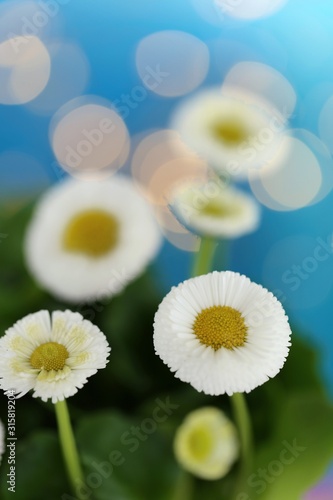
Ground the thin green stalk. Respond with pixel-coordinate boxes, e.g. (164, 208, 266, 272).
(191, 237, 217, 277)
(230, 392, 254, 495)
(215, 238, 228, 271)
(55, 400, 85, 499)
(171, 470, 193, 500)
(191, 236, 253, 498)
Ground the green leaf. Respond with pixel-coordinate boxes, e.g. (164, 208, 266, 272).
(249, 392, 333, 499)
(278, 335, 324, 393)
(0, 430, 69, 500)
(0, 203, 45, 334)
(77, 410, 179, 500)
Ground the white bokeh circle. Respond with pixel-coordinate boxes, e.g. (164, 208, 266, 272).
(0, 35, 50, 104)
(136, 30, 209, 97)
(249, 132, 324, 211)
(50, 97, 130, 180)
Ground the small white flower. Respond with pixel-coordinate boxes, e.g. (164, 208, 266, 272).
(154, 271, 291, 396)
(171, 89, 284, 178)
(169, 180, 260, 238)
(0, 420, 4, 466)
(174, 407, 238, 480)
(25, 176, 161, 303)
(0, 310, 111, 403)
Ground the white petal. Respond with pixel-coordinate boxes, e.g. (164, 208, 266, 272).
(171, 89, 285, 179)
(0, 309, 111, 403)
(170, 181, 260, 239)
(154, 271, 291, 396)
(24, 176, 162, 303)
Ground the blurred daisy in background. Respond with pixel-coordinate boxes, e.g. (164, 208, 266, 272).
(154, 271, 291, 396)
(174, 407, 238, 480)
(171, 89, 286, 179)
(25, 176, 161, 303)
(169, 179, 260, 238)
(0, 310, 110, 403)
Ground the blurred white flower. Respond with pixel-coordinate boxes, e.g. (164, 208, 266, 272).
(169, 180, 260, 238)
(154, 271, 291, 396)
(174, 407, 238, 480)
(171, 89, 284, 178)
(0, 310, 110, 403)
(25, 176, 161, 303)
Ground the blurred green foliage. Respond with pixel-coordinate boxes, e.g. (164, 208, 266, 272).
(0, 203, 333, 500)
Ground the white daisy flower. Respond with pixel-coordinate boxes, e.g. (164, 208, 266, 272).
(154, 271, 291, 396)
(0, 310, 110, 403)
(0, 420, 4, 466)
(25, 176, 161, 303)
(169, 180, 260, 238)
(171, 89, 284, 179)
(174, 406, 238, 480)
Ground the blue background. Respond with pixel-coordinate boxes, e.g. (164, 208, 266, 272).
(1, 0, 333, 397)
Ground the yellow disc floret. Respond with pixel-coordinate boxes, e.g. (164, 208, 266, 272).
(200, 200, 242, 218)
(63, 209, 119, 257)
(30, 342, 69, 371)
(211, 118, 249, 146)
(187, 425, 214, 461)
(193, 305, 247, 351)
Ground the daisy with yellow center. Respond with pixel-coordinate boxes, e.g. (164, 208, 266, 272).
(174, 407, 238, 480)
(169, 181, 260, 238)
(24, 176, 161, 303)
(0, 310, 110, 402)
(153, 271, 291, 396)
(171, 89, 284, 178)
(0, 310, 110, 499)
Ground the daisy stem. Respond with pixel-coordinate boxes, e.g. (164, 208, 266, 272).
(55, 400, 85, 499)
(230, 392, 254, 493)
(191, 237, 217, 277)
(172, 470, 193, 500)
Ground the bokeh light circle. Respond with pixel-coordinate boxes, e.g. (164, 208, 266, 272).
(295, 129, 333, 206)
(0, 35, 50, 104)
(318, 95, 333, 156)
(136, 30, 209, 97)
(50, 97, 130, 180)
(249, 131, 326, 211)
(131, 129, 209, 251)
(262, 234, 333, 310)
(214, 0, 289, 20)
(155, 205, 200, 252)
(27, 42, 90, 115)
(222, 61, 296, 118)
(0, 1, 56, 44)
(131, 129, 208, 206)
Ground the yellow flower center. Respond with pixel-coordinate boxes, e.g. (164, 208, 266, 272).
(200, 200, 241, 218)
(211, 118, 249, 146)
(193, 305, 247, 351)
(63, 209, 119, 257)
(187, 425, 214, 461)
(30, 342, 69, 371)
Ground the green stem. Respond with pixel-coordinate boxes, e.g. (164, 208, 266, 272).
(171, 470, 193, 500)
(191, 237, 217, 277)
(216, 238, 228, 271)
(55, 400, 85, 499)
(230, 393, 254, 494)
